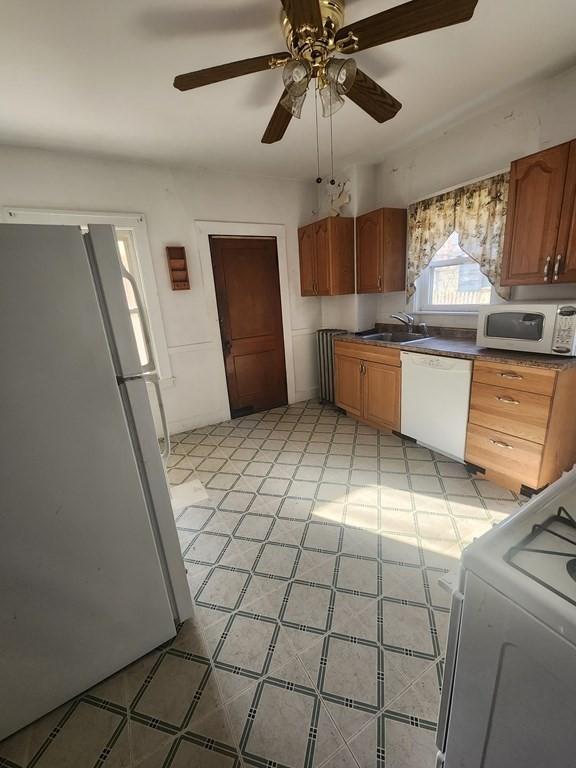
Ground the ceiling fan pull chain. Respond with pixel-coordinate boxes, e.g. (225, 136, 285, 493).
(315, 82, 322, 184)
(329, 90, 335, 186)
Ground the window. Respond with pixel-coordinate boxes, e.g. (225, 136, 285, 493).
(116, 229, 151, 368)
(415, 231, 494, 312)
(4, 207, 171, 379)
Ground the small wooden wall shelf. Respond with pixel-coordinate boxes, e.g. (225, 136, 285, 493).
(166, 246, 190, 290)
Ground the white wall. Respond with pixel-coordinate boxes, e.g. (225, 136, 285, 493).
(0, 145, 320, 432)
(315, 163, 382, 334)
(370, 64, 576, 328)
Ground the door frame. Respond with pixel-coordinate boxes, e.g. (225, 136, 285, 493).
(1, 206, 172, 381)
(196, 221, 296, 418)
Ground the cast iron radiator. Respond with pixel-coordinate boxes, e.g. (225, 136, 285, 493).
(317, 329, 347, 403)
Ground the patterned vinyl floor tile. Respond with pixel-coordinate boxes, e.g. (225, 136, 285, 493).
(0, 400, 524, 768)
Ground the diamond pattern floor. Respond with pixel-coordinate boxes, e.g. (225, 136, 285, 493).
(0, 401, 523, 768)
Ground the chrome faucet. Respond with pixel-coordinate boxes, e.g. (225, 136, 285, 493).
(390, 312, 415, 329)
(390, 312, 429, 336)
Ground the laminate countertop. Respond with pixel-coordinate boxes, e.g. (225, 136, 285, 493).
(336, 333, 576, 370)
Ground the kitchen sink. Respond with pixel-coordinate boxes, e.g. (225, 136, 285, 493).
(361, 332, 431, 344)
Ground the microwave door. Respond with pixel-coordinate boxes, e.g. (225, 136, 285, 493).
(485, 312, 545, 341)
(480, 307, 557, 353)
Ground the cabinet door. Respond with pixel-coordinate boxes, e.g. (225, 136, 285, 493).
(298, 224, 317, 296)
(556, 141, 576, 283)
(382, 208, 407, 292)
(501, 143, 570, 285)
(363, 361, 400, 431)
(315, 218, 332, 295)
(335, 354, 362, 417)
(356, 210, 382, 293)
(328, 217, 355, 295)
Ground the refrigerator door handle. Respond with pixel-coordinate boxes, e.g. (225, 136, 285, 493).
(143, 372, 171, 462)
(120, 265, 156, 375)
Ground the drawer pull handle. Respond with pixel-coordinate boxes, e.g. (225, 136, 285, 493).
(490, 439, 514, 450)
(498, 372, 523, 380)
(496, 396, 520, 405)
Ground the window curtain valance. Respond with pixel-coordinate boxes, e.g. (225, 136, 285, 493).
(406, 172, 511, 300)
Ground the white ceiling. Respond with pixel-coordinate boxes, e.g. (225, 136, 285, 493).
(2, 0, 576, 179)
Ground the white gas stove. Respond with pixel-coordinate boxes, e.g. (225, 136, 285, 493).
(506, 505, 576, 606)
(437, 468, 576, 768)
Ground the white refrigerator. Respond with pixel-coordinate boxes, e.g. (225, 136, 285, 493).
(0, 223, 193, 740)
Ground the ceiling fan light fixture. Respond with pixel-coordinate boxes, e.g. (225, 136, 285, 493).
(319, 81, 344, 118)
(325, 57, 357, 95)
(282, 59, 312, 97)
(281, 90, 307, 119)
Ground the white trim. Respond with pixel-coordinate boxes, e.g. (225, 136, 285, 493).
(2, 206, 172, 379)
(412, 310, 479, 317)
(195, 221, 296, 419)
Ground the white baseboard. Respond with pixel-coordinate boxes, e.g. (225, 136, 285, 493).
(293, 387, 320, 404)
(168, 409, 230, 436)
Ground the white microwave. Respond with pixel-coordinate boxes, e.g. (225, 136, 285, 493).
(477, 302, 576, 356)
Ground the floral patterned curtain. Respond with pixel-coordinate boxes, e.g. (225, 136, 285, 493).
(406, 191, 457, 298)
(406, 172, 510, 300)
(455, 173, 510, 299)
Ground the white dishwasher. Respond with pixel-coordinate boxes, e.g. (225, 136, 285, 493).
(401, 352, 472, 462)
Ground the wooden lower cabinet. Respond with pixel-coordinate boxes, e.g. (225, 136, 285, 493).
(363, 361, 401, 430)
(334, 341, 401, 431)
(466, 360, 576, 491)
(334, 353, 362, 417)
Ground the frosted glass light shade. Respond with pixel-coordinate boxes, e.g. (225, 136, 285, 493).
(319, 82, 344, 117)
(281, 91, 307, 118)
(325, 58, 357, 94)
(282, 59, 312, 97)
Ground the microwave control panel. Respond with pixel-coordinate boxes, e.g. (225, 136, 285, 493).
(552, 306, 576, 354)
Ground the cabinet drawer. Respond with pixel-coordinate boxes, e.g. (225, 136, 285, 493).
(468, 382, 552, 444)
(465, 423, 543, 488)
(473, 360, 557, 396)
(334, 340, 401, 366)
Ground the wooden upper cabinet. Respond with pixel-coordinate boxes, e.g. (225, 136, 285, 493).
(356, 210, 381, 292)
(356, 207, 407, 293)
(298, 223, 317, 296)
(557, 141, 576, 282)
(298, 217, 354, 296)
(315, 217, 331, 295)
(501, 141, 576, 285)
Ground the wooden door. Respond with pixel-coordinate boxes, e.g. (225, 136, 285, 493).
(501, 143, 571, 285)
(210, 237, 288, 417)
(335, 353, 362, 416)
(298, 223, 317, 295)
(557, 141, 576, 282)
(356, 210, 382, 293)
(362, 361, 400, 430)
(315, 218, 331, 295)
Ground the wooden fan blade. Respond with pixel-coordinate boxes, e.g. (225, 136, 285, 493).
(280, 0, 323, 32)
(347, 70, 402, 123)
(174, 52, 289, 91)
(262, 91, 293, 144)
(336, 0, 478, 52)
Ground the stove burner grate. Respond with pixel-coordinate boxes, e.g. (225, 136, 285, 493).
(505, 505, 576, 605)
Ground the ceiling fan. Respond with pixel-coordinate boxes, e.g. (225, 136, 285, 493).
(173, 0, 479, 144)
